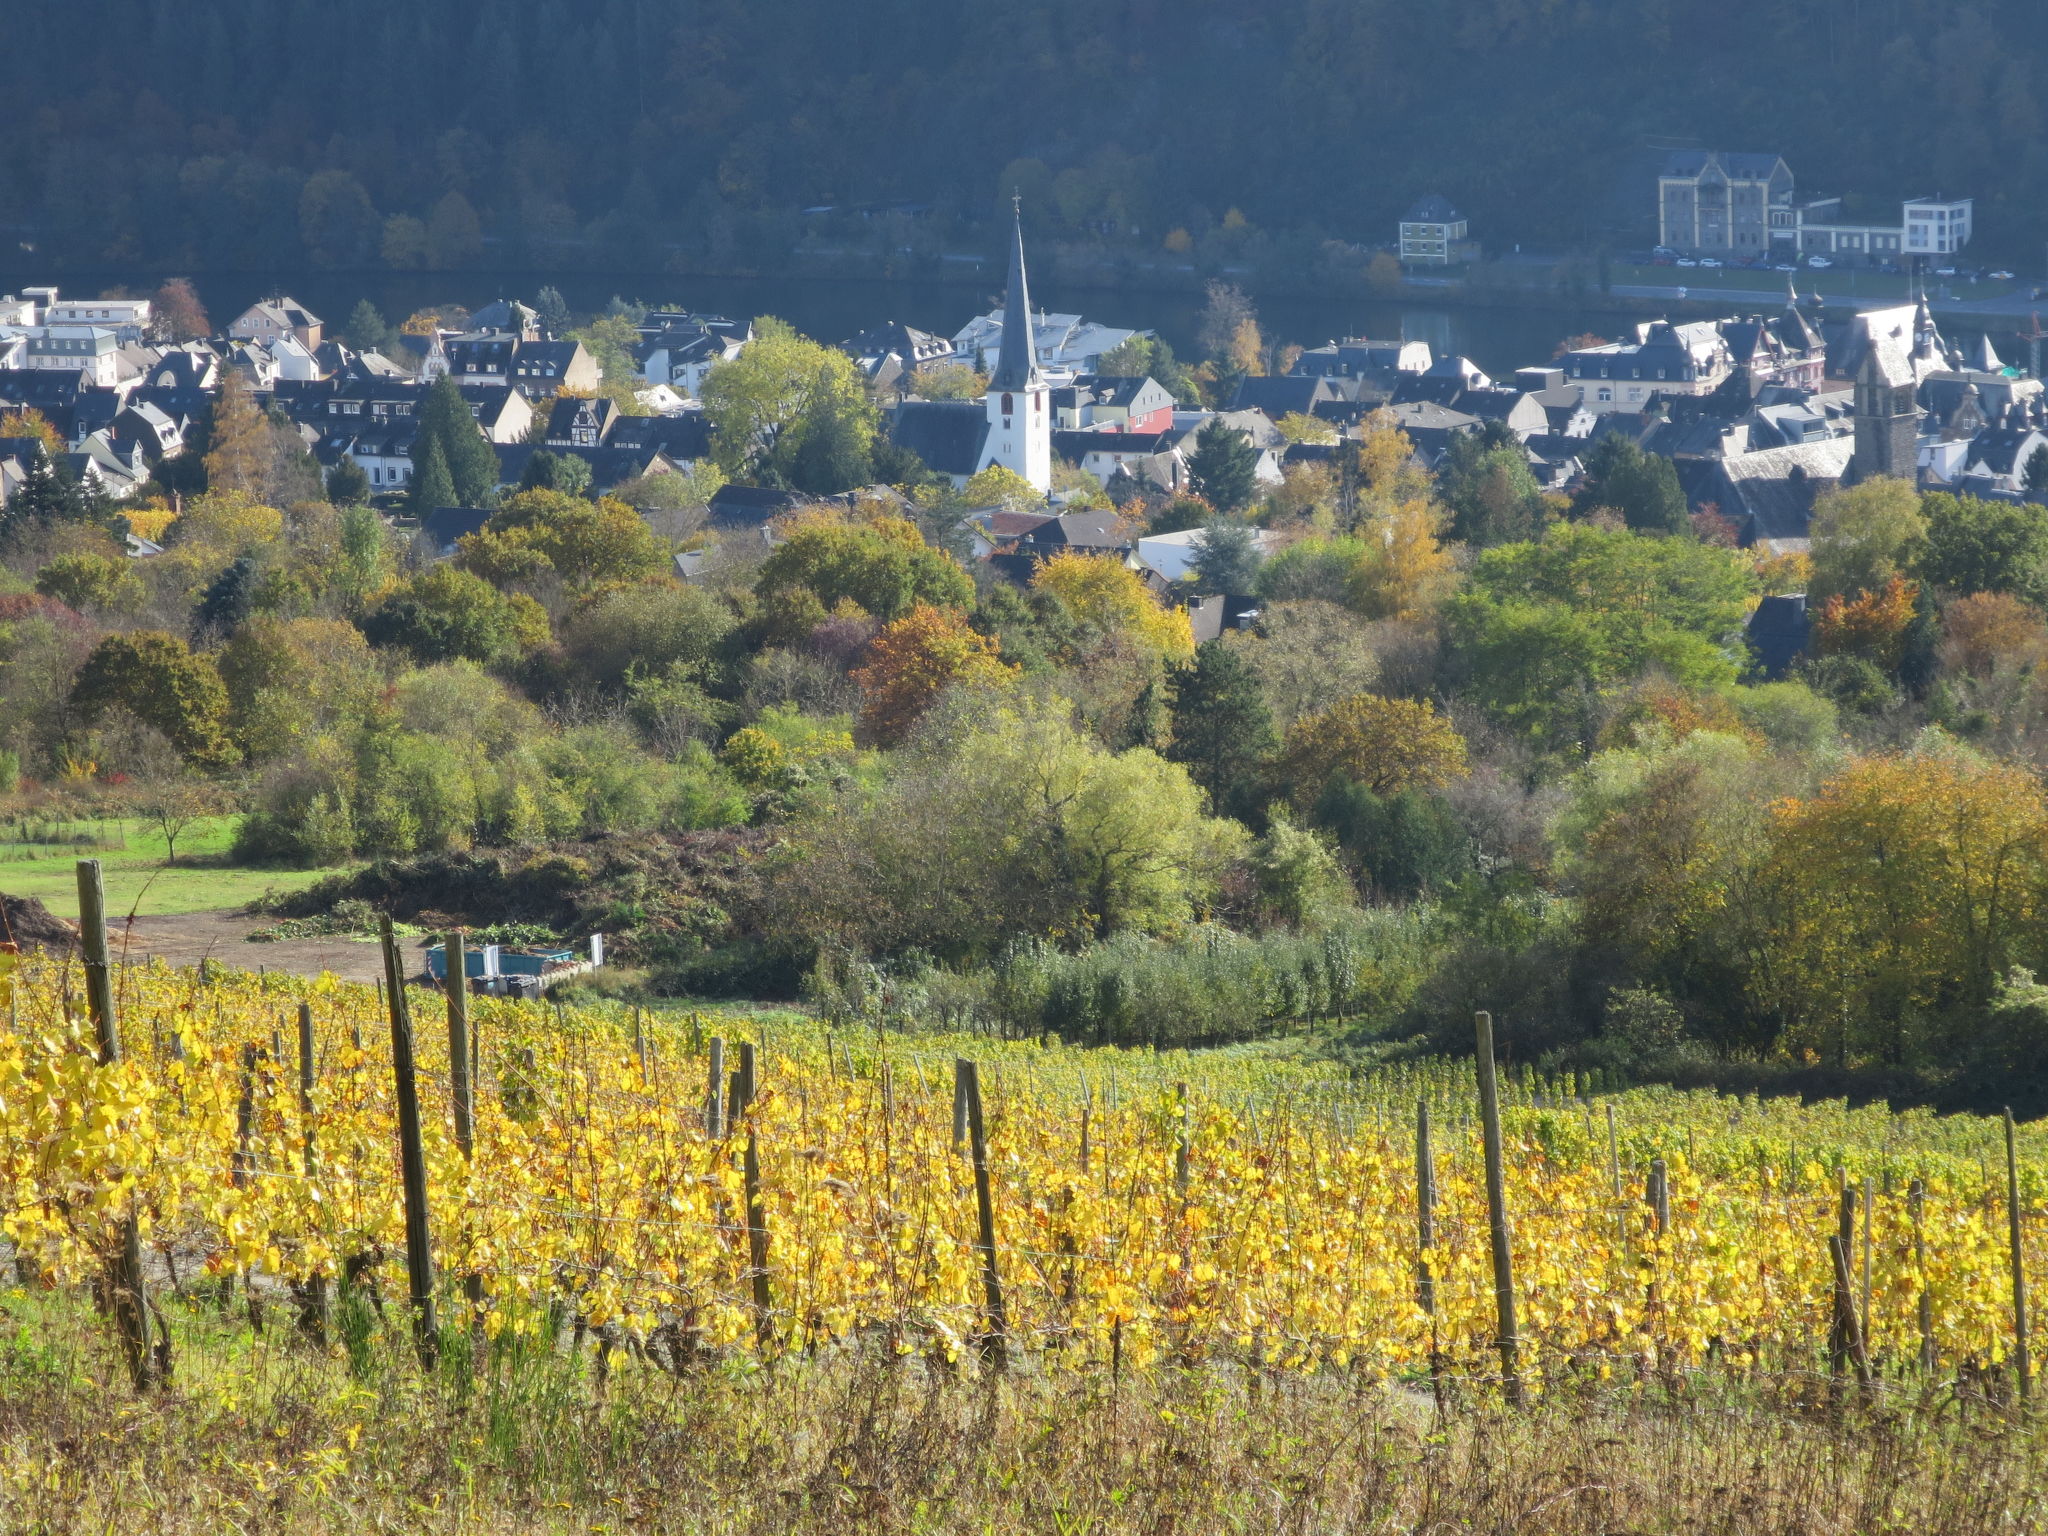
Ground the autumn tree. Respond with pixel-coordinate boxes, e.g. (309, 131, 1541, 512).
(1941, 590, 2048, 677)
(1031, 548, 1194, 663)
(852, 603, 1016, 745)
(1807, 477, 1926, 605)
(1764, 741, 2048, 1067)
(70, 630, 238, 770)
(203, 369, 272, 497)
(458, 489, 665, 588)
(1573, 435, 1688, 534)
(1439, 428, 1545, 547)
(756, 510, 972, 622)
(1222, 600, 1382, 729)
(149, 277, 210, 343)
(1274, 693, 1468, 812)
(0, 408, 65, 456)
(1811, 573, 1918, 671)
(702, 319, 878, 489)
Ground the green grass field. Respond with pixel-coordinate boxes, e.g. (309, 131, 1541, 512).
(0, 815, 349, 918)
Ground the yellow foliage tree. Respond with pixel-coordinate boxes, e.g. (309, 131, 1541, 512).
(1031, 549, 1193, 663)
(1275, 693, 1468, 810)
(1350, 497, 1455, 620)
(1764, 742, 2048, 1066)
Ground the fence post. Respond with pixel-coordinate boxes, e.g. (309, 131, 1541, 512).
(1415, 1099, 1437, 1318)
(1828, 1233, 1873, 1387)
(732, 1046, 772, 1349)
(2008, 1108, 2031, 1404)
(1909, 1176, 1935, 1374)
(446, 933, 473, 1159)
(960, 1059, 1007, 1367)
(296, 1001, 329, 1344)
(76, 858, 161, 1391)
(1473, 1010, 1522, 1406)
(705, 1036, 726, 1138)
(381, 917, 438, 1372)
(952, 1059, 968, 1150)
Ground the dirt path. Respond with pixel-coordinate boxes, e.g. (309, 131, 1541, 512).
(103, 909, 432, 985)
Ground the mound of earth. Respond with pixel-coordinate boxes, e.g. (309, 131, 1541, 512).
(267, 830, 794, 988)
(0, 893, 79, 954)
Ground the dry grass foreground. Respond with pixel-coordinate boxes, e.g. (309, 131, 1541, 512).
(0, 1287, 2044, 1534)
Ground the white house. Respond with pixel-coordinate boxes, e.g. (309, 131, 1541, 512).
(44, 295, 152, 342)
(17, 327, 121, 388)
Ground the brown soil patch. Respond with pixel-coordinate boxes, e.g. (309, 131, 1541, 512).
(101, 909, 432, 985)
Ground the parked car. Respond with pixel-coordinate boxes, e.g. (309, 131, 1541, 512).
(1992, 270, 2016, 281)
(1807, 256, 1833, 269)
(1676, 258, 1698, 268)
(1774, 263, 1798, 272)
(1935, 266, 1958, 277)
(1699, 257, 1722, 268)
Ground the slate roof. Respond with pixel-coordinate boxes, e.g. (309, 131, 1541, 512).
(1712, 438, 1855, 543)
(707, 484, 806, 529)
(1227, 375, 1339, 416)
(1747, 594, 1810, 679)
(421, 506, 493, 554)
(607, 412, 713, 462)
(1403, 193, 1461, 223)
(491, 441, 674, 492)
(892, 399, 988, 478)
(989, 210, 1044, 393)
(1659, 151, 1788, 181)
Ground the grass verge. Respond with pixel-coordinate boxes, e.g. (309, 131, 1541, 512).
(0, 815, 350, 918)
(1, 1282, 2044, 1533)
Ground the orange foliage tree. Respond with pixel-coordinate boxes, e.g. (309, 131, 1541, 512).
(1811, 574, 1917, 671)
(852, 603, 1016, 745)
(1941, 590, 2048, 677)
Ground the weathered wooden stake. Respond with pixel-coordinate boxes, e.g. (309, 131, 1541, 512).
(1910, 1176, 1935, 1373)
(952, 1059, 968, 1150)
(1415, 1098, 1437, 1317)
(296, 1001, 329, 1343)
(960, 1059, 1007, 1366)
(446, 934, 474, 1159)
(1175, 1082, 1190, 1196)
(381, 917, 438, 1371)
(1829, 1233, 1873, 1387)
(2007, 1107, 2031, 1402)
(76, 858, 161, 1390)
(1473, 1011, 1522, 1406)
(705, 1036, 726, 1137)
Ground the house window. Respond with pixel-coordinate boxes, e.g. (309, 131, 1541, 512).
(1597, 388, 1612, 403)
(1002, 393, 1014, 414)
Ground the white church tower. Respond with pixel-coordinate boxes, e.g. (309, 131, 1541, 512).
(979, 202, 1052, 492)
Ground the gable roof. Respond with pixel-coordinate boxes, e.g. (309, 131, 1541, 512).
(892, 398, 988, 477)
(1660, 150, 1788, 182)
(1403, 193, 1461, 223)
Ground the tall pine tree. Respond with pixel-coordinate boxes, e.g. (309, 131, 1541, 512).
(408, 432, 457, 516)
(203, 369, 272, 497)
(416, 375, 499, 507)
(1166, 639, 1277, 826)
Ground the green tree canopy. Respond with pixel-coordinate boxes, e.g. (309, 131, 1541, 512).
(70, 630, 238, 770)
(755, 511, 972, 622)
(702, 319, 878, 490)
(1185, 420, 1260, 514)
(1165, 639, 1277, 825)
(1573, 434, 1688, 535)
(1918, 491, 2048, 605)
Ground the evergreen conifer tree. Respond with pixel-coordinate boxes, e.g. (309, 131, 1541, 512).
(417, 375, 499, 507)
(408, 433, 457, 516)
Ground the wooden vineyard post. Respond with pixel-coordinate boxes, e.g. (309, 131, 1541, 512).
(705, 1036, 726, 1137)
(1910, 1177, 1935, 1374)
(444, 933, 483, 1331)
(1473, 1011, 1522, 1406)
(960, 1059, 1008, 1367)
(1860, 1178, 1874, 1358)
(1415, 1099, 1438, 1327)
(1829, 1176, 1856, 1383)
(296, 1001, 329, 1343)
(445, 934, 474, 1158)
(1175, 1082, 1190, 1197)
(76, 858, 162, 1391)
(732, 1043, 772, 1349)
(1829, 1233, 1873, 1388)
(381, 917, 438, 1371)
(2007, 1108, 2031, 1403)
(952, 1059, 969, 1150)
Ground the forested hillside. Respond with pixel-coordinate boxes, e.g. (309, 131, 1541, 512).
(2, 0, 2043, 273)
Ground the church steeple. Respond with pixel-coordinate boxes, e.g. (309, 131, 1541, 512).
(990, 199, 1044, 392)
(979, 198, 1052, 492)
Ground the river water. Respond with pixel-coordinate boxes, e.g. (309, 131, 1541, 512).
(0, 265, 1632, 381)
